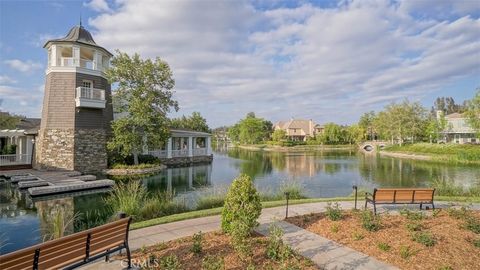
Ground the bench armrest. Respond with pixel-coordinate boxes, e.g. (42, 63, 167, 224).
(365, 192, 373, 200)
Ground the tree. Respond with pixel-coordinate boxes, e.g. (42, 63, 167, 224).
(0, 111, 22, 129)
(229, 113, 271, 144)
(358, 111, 376, 140)
(170, 111, 209, 132)
(344, 124, 364, 145)
(106, 51, 179, 165)
(317, 123, 342, 144)
(271, 129, 286, 142)
(374, 100, 428, 145)
(465, 89, 480, 137)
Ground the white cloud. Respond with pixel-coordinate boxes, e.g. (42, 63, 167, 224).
(4, 59, 42, 73)
(84, 0, 112, 13)
(88, 0, 479, 126)
(0, 75, 16, 84)
(0, 85, 43, 116)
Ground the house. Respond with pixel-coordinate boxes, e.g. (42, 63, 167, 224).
(438, 111, 478, 144)
(273, 119, 323, 141)
(0, 118, 40, 167)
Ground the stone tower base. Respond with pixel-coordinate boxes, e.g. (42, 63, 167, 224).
(35, 128, 108, 173)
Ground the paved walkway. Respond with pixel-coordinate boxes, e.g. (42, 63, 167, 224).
(81, 201, 479, 269)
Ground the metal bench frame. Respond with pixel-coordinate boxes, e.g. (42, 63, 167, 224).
(365, 188, 435, 214)
(0, 217, 132, 270)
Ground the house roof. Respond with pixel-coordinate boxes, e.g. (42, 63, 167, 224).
(17, 118, 41, 135)
(170, 129, 211, 137)
(274, 119, 316, 135)
(44, 25, 113, 56)
(445, 112, 465, 119)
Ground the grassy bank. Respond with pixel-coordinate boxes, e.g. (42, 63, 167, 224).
(383, 143, 480, 165)
(237, 144, 355, 152)
(131, 195, 480, 230)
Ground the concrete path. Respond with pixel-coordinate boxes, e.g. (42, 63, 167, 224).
(81, 200, 478, 269)
(256, 221, 397, 270)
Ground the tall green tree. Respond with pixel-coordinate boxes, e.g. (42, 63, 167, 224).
(228, 113, 271, 144)
(170, 111, 210, 132)
(0, 111, 22, 129)
(344, 124, 364, 145)
(106, 51, 179, 165)
(317, 123, 342, 144)
(465, 89, 480, 137)
(271, 129, 286, 142)
(358, 111, 376, 140)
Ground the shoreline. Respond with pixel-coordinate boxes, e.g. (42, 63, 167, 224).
(379, 150, 432, 161)
(236, 144, 356, 152)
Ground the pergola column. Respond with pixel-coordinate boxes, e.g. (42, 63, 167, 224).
(188, 136, 193, 157)
(206, 136, 212, 155)
(167, 137, 172, 158)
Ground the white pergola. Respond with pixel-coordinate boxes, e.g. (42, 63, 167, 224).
(0, 129, 35, 166)
(147, 129, 212, 159)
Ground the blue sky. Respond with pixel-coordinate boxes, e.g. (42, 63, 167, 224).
(1, 0, 479, 127)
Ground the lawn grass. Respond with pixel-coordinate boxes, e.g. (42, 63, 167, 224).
(131, 196, 480, 230)
(383, 143, 480, 165)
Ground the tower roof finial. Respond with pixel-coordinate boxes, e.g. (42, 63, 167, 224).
(79, 13, 82, 27)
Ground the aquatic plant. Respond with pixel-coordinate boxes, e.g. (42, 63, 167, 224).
(104, 181, 148, 218)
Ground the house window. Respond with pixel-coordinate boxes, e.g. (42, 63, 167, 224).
(82, 80, 92, 89)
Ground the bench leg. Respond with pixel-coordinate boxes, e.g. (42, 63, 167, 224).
(105, 251, 109, 262)
(419, 203, 422, 210)
(373, 203, 377, 215)
(126, 244, 132, 269)
(364, 200, 368, 210)
(432, 202, 435, 210)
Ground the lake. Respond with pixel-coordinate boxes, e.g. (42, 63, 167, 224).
(1, 147, 479, 254)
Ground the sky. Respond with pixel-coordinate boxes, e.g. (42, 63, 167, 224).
(0, 0, 479, 128)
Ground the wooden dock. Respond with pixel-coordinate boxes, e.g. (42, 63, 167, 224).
(0, 169, 114, 197)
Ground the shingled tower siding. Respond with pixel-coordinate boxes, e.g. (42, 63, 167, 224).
(35, 25, 113, 173)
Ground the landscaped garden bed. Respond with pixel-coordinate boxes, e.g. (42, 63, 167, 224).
(287, 204, 480, 270)
(125, 231, 317, 269)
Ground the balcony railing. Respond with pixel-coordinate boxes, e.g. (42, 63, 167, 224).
(149, 150, 167, 158)
(75, 87, 106, 109)
(0, 154, 32, 166)
(59, 57, 105, 71)
(172, 149, 189, 157)
(193, 148, 207, 156)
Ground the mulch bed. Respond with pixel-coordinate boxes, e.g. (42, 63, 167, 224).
(125, 231, 318, 269)
(287, 208, 480, 270)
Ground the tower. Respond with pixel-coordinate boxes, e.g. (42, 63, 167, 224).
(35, 25, 113, 173)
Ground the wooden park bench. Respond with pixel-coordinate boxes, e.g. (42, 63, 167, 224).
(365, 188, 435, 214)
(0, 217, 132, 270)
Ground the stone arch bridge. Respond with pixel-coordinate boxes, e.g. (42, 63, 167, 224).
(359, 141, 390, 152)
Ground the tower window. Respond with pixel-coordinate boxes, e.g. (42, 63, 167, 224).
(82, 80, 92, 89)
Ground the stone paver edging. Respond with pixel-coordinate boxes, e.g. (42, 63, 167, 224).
(256, 221, 397, 270)
(80, 201, 479, 269)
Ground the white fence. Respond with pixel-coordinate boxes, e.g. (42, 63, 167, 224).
(172, 149, 189, 157)
(148, 150, 167, 158)
(76, 87, 105, 100)
(0, 154, 32, 166)
(193, 148, 207, 156)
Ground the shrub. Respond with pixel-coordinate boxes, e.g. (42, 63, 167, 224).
(400, 208, 425, 221)
(191, 231, 203, 254)
(432, 209, 441, 217)
(438, 266, 453, 270)
(202, 255, 225, 270)
(325, 202, 343, 221)
(399, 246, 415, 259)
(377, 242, 391, 252)
(447, 205, 470, 219)
(221, 174, 262, 234)
(266, 224, 291, 261)
(280, 181, 306, 200)
(412, 231, 436, 247)
(464, 216, 480, 234)
(330, 224, 339, 233)
(473, 238, 480, 248)
(104, 181, 147, 218)
(405, 221, 423, 232)
(360, 210, 381, 232)
(160, 254, 181, 270)
(221, 174, 261, 257)
(352, 231, 364, 241)
(196, 194, 226, 210)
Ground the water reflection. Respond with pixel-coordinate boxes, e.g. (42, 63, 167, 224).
(1, 147, 480, 254)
